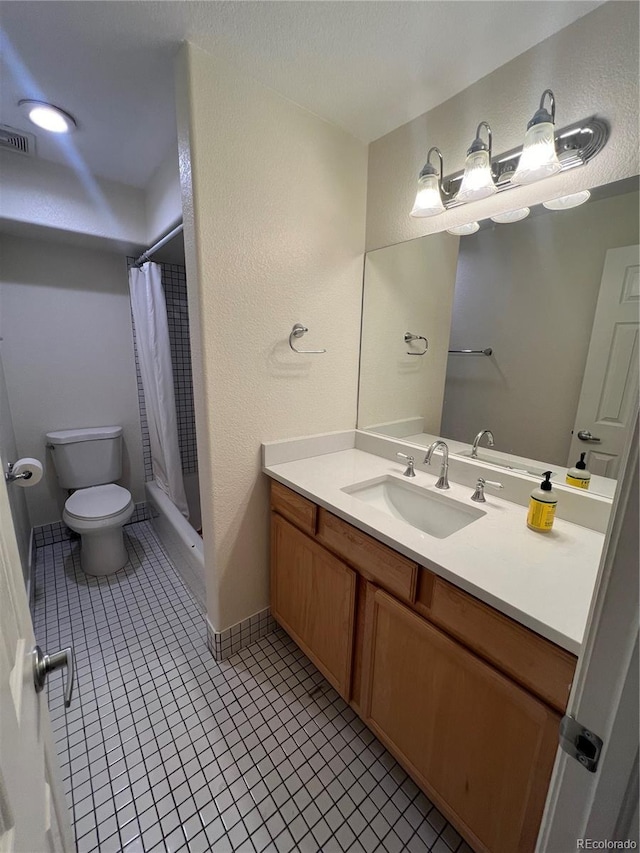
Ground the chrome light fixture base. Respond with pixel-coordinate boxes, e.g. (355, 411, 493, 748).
(439, 117, 608, 210)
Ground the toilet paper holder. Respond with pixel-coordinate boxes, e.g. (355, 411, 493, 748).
(5, 461, 33, 483)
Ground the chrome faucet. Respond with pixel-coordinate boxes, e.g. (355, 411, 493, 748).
(424, 441, 450, 489)
(470, 477, 504, 502)
(396, 452, 416, 477)
(471, 429, 495, 458)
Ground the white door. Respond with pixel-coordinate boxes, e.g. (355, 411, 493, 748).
(568, 245, 639, 478)
(0, 475, 74, 851)
(538, 410, 639, 850)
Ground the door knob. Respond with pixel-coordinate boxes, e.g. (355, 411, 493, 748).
(32, 645, 75, 707)
(577, 430, 601, 442)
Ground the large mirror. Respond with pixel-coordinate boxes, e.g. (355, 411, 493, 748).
(358, 178, 639, 498)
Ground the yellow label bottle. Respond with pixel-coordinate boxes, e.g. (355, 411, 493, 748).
(566, 452, 591, 490)
(527, 471, 558, 532)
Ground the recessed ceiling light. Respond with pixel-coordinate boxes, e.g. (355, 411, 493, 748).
(490, 207, 530, 224)
(543, 190, 591, 210)
(446, 222, 480, 236)
(18, 100, 77, 133)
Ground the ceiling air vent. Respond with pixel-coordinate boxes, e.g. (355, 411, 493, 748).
(0, 125, 36, 157)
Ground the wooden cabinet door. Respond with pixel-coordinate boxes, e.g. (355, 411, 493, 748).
(271, 513, 356, 699)
(361, 587, 560, 853)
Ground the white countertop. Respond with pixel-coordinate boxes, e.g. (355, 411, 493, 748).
(264, 447, 605, 654)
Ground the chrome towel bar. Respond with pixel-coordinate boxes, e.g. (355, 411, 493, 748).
(289, 324, 326, 354)
(404, 332, 428, 355)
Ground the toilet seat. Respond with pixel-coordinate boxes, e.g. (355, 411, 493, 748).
(65, 484, 133, 521)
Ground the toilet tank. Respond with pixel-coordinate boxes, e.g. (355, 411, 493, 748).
(46, 426, 123, 489)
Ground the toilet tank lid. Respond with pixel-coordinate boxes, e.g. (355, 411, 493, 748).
(46, 426, 122, 445)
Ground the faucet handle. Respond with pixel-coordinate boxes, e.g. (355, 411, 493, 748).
(471, 477, 503, 502)
(482, 478, 503, 489)
(396, 453, 416, 478)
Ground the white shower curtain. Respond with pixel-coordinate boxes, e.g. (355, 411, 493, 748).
(129, 262, 189, 518)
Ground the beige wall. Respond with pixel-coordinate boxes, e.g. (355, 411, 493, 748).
(145, 145, 182, 245)
(175, 44, 367, 632)
(359, 233, 459, 432)
(0, 150, 148, 247)
(442, 190, 640, 465)
(0, 233, 145, 526)
(366, 2, 640, 251)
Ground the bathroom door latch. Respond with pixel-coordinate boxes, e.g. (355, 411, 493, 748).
(577, 430, 601, 442)
(32, 645, 75, 707)
(559, 715, 603, 772)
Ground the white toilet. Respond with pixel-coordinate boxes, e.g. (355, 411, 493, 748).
(46, 426, 134, 576)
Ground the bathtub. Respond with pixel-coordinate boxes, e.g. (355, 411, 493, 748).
(145, 473, 205, 608)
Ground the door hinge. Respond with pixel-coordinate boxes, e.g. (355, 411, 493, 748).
(559, 715, 603, 772)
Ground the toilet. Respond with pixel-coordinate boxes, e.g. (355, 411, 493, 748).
(46, 426, 134, 576)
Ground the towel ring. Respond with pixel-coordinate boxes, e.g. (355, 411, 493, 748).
(404, 332, 428, 356)
(289, 324, 326, 354)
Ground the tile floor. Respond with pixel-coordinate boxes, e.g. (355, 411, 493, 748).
(33, 521, 474, 853)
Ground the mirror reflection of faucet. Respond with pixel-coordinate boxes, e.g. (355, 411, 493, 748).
(471, 429, 495, 458)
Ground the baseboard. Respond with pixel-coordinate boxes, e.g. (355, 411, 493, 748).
(206, 608, 277, 661)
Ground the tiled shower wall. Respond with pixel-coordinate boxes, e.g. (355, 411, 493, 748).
(130, 261, 198, 480)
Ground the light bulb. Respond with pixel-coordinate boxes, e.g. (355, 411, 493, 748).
(411, 173, 445, 217)
(446, 222, 480, 236)
(490, 208, 530, 223)
(19, 100, 77, 133)
(457, 149, 497, 203)
(456, 122, 496, 203)
(512, 122, 560, 184)
(513, 90, 561, 185)
(543, 191, 591, 210)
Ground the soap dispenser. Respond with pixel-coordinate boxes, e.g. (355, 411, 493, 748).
(566, 452, 591, 490)
(527, 471, 557, 532)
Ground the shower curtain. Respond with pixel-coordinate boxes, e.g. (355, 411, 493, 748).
(129, 262, 189, 518)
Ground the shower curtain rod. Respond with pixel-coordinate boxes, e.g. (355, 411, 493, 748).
(134, 222, 184, 267)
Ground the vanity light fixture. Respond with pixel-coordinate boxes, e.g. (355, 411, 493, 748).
(446, 222, 480, 236)
(410, 147, 446, 217)
(543, 190, 591, 210)
(490, 207, 530, 223)
(409, 91, 608, 218)
(512, 90, 561, 185)
(456, 122, 497, 203)
(19, 99, 77, 133)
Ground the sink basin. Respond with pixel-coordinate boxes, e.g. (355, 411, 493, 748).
(457, 450, 555, 478)
(342, 476, 485, 539)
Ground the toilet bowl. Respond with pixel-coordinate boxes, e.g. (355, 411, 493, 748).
(63, 484, 134, 576)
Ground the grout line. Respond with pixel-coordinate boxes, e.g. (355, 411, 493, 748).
(33, 520, 472, 853)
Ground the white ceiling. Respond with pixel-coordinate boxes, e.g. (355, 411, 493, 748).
(0, 1, 605, 189)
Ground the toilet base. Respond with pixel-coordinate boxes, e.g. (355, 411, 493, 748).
(78, 528, 129, 576)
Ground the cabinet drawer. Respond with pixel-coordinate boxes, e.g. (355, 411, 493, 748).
(270, 481, 317, 536)
(317, 509, 418, 603)
(416, 571, 576, 713)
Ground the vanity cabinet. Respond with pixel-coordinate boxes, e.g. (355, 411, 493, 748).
(269, 481, 577, 853)
(360, 586, 559, 853)
(270, 512, 356, 698)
